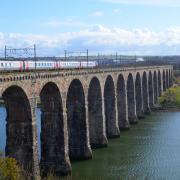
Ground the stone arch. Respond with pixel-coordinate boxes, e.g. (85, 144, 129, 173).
(104, 75, 119, 138)
(158, 70, 162, 96)
(142, 71, 150, 113)
(2, 85, 39, 176)
(163, 70, 166, 91)
(135, 72, 143, 118)
(153, 71, 158, 103)
(166, 70, 169, 89)
(127, 73, 137, 124)
(148, 71, 154, 108)
(117, 74, 129, 129)
(88, 77, 107, 148)
(66, 79, 91, 159)
(40, 82, 67, 175)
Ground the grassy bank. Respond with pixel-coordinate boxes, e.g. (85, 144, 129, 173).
(159, 86, 180, 108)
(159, 72, 180, 109)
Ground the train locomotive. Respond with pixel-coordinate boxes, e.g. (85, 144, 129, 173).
(0, 60, 98, 71)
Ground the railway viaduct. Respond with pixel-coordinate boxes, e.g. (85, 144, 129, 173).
(0, 65, 173, 179)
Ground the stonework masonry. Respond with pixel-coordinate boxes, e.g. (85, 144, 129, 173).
(0, 65, 173, 179)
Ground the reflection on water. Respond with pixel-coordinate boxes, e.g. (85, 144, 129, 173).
(36, 108, 41, 158)
(0, 107, 6, 155)
(0, 108, 180, 179)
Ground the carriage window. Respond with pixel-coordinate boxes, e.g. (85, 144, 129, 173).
(1, 63, 3, 67)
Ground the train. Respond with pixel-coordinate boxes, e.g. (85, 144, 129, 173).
(0, 60, 98, 71)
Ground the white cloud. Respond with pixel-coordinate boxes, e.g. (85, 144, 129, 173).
(101, 0, 180, 6)
(113, 8, 121, 13)
(91, 11, 104, 17)
(45, 19, 90, 28)
(1, 25, 180, 56)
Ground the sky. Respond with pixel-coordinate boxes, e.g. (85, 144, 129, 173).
(0, 0, 180, 56)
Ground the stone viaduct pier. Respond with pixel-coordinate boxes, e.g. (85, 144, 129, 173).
(0, 65, 173, 179)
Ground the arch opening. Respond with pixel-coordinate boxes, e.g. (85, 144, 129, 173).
(117, 74, 129, 129)
(148, 71, 154, 108)
(104, 76, 119, 138)
(168, 69, 170, 87)
(135, 73, 143, 118)
(153, 71, 158, 104)
(158, 71, 162, 96)
(127, 74, 137, 124)
(163, 70, 166, 91)
(66, 79, 90, 159)
(166, 70, 169, 89)
(170, 69, 173, 86)
(142, 72, 150, 113)
(88, 77, 107, 148)
(2, 86, 38, 174)
(40, 82, 67, 175)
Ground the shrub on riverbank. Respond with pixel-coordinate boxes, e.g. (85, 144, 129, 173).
(0, 158, 22, 180)
(159, 87, 180, 108)
(0, 156, 64, 180)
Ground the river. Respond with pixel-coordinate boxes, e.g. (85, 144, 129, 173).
(0, 108, 180, 180)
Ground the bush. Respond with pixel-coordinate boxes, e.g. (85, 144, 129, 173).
(0, 158, 22, 180)
(158, 87, 180, 108)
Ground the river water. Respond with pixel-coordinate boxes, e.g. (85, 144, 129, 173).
(0, 108, 180, 180)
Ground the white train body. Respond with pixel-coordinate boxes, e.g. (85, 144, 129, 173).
(0, 61, 22, 71)
(0, 60, 98, 71)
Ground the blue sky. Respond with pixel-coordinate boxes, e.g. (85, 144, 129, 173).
(0, 0, 180, 56)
